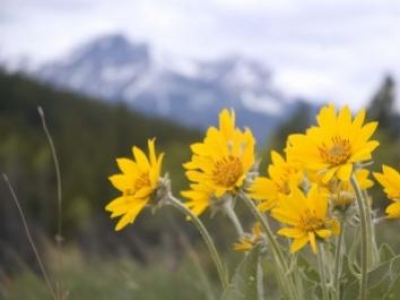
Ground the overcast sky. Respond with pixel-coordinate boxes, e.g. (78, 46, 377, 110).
(1, 0, 400, 109)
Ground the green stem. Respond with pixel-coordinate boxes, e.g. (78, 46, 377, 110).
(332, 221, 344, 300)
(38, 107, 64, 300)
(239, 191, 298, 300)
(361, 189, 379, 266)
(318, 243, 330, 300)
(168, 194, 229, 290)
(292, 254, 305, 299)
(223, 197, 244, 237)
(3, 174, 58, 300)
(350, 175, 368, 300)
(256, 259, 265, 300)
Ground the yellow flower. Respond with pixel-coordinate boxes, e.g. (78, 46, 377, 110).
(247, 151, 303, 211)
(106, 139, 164, 231)
(181, 184, 216, 217)
(286, 104, 379, 183)
(183, 109, 255, 214)
(234, 222, 263, 252)
(331, 169, 374, 208)
(308, 168, 374, 209)
(272, 185, 340, 253)
(374, 165, 400, 219)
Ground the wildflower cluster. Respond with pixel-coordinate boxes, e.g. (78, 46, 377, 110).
(106, 104, 400, 300)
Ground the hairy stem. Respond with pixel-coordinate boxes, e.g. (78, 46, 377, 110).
(239, 191, 298, 300)
(223, 197, 244, 237)
(361, 189, 379, 266)
(351, 175, 368, 300)
(167, 194, 229, 290)
(318, 243, 330, 300)
(332, 222, 344, 300)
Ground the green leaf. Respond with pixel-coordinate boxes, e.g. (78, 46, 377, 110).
(367, 254, 400, 300)
(383, 270, 400, 299)
(221, 245, 263, 300)
(296, 254, 320, 299)
(342, 251, 400, 300)
(378, 243, 395, 263)
(341, 256, 359, 300)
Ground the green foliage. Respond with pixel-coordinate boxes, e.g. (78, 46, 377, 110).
(0, 70, 201, 251)
(221, 245, 263, 300)
(367, 75, 398, 136)
(0, 247, 218, 300)
(3, 70, 400, 300)
(296, 255, 320, 299)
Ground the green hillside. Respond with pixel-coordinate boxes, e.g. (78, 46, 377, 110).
(0, 70, 203, 264)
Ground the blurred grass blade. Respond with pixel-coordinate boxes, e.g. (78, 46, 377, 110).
(2, 173, 58, 300)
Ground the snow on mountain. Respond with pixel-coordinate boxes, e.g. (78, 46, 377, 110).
(10, 33, 310, 141)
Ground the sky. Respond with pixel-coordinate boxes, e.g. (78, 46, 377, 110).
(1, 0, 400, 109)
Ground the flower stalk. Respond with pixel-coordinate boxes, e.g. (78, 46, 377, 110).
(239, 191, 298, 300)
(332, 221, 344, 300)
(318, 243, 330, 300)
(223, 196, 244, 237)
(167, 193, 229, 290)
(361, 189, 379, 266)
(350, 175, 368, 300)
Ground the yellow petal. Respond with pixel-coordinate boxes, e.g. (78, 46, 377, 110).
(352, 109, 366, 129)
(132, 146, 150, 170)
(322, 167, 338, 183)
(271, 151, 285, 165)
(386, 202, 400, 219)
(116, 158, 138, 174)
(290, 235, 309, 253)
(351, 141, 379, 162)
(134, 187, 153, 199)
(271, 209, 299, 225)
(186, 202, 209, 217)
(308, 185, 328, 217)
(109, 174, 130, 191)
(337, 164, 353, 182)
(309, 232, 318, 254)
(257, 200, 276, 212)
(234, 238, 253, 252)
(354, 122, 378, 144)
(105, 196, 126, 211)
(115, 199, 148, 231)
(278, 228, 304, 238)
(148, 138, 157, 165)
(330, 219, 341, 235)
(337, 106, 352, 136)
(219, 108, 235, 140)
(316, 104, 336, 132)
(315, 229, 332, 239)
(383, 165, 400, 183)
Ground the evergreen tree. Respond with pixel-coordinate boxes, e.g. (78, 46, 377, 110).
(367, 75, 398, 136)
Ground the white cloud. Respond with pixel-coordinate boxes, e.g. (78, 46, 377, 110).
(1, 0, 400, 108)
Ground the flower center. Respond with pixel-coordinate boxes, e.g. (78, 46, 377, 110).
(299, 210, 324, 232)
(277, 180, 290, 195)
(319, 136, 351, 165)
(126, 173, 151, 196)
(213, 155, 243, 188)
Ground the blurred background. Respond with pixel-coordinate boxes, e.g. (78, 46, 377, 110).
(0, 0, 400, 299)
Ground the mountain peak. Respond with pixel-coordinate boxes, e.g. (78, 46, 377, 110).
(29, 33, 309, 141)
(90, 33, 131, 47)
(64, 33, 150, 67)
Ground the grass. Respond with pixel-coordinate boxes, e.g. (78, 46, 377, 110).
(2, 218, 400, 300)
(0, 245, 222, 300)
